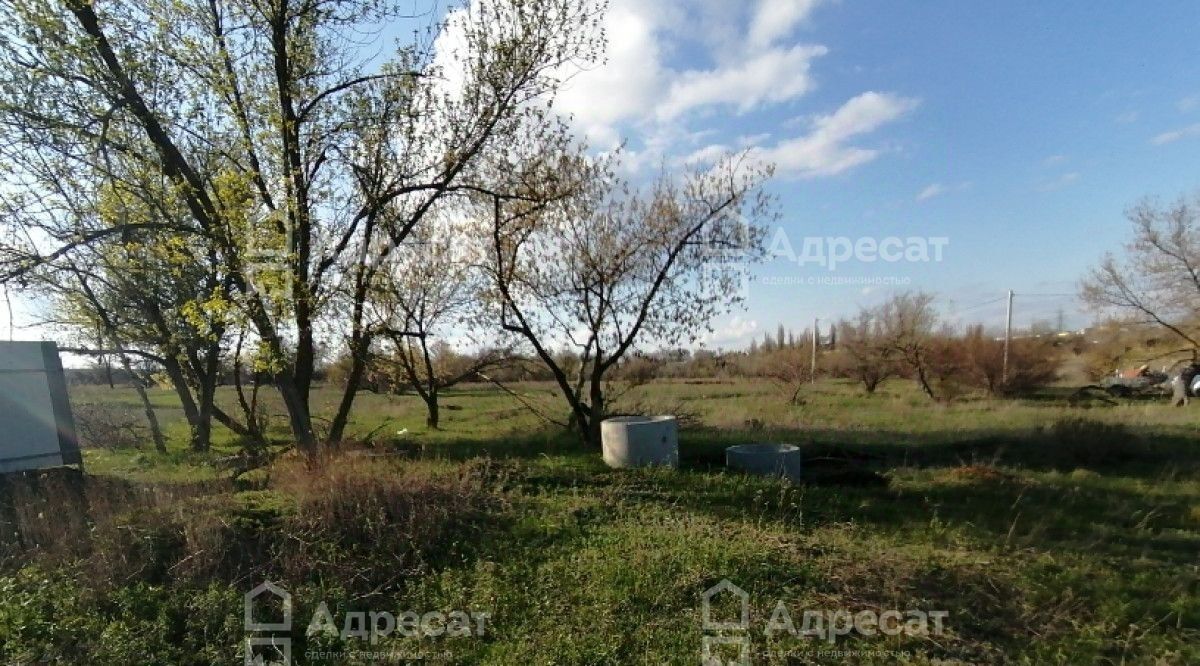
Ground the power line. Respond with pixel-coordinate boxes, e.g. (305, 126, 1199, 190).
(943, 291, 1088, 337)
(1016, 292, 1077, 298)
(954, 296, 1007, 313)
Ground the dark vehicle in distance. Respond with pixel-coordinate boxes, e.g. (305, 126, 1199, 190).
(1101, 362, 1200, 398)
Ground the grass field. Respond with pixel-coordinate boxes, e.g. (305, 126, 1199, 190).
(2, 378, 1199, 664)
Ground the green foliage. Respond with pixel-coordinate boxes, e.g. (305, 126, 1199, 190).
(232, 467, 270, 491)
(0, 570, 244, 665)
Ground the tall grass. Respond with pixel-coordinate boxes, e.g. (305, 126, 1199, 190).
(1, 455, 506, 596)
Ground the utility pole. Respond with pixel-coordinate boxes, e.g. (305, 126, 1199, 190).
(810, 318, 818, 383)
(1002, 290, 1014, 385)
(3, 286, 11, 341)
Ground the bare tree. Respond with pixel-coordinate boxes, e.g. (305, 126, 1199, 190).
(477, 152, 774, 446)
(957, 325, 1058, 395)
(371, 220, 513, 428)
(1082, 194, 1200, 349)
(830, 311, 897, 394)
(759, 344, 813, 404)
(876, 291, 941, 399)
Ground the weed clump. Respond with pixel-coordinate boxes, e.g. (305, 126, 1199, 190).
(948, 464, 1017, 483)
(1, 456, 506, 596)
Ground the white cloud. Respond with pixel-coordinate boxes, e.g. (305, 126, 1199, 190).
(918, 180, 972, 201)
(1037, 172, 1080, 192)
(916, 183, 947, 202)
(430, 6, 470, 101)
(657, 45, 828, 120)
(749, 0, 822, 49)
(680, 143, 731, 167)
(1041, 154, 1067, 167)
(1152, 123, 1200, 146)
(441, 0, 914, 179)
(738, 132, 772, 146)
(755, 92, 919, 178)
(1178, 94, 1200, 112)
(704, 315, 759, 348)
(1115, 110, 1139, 124)
(679, 134, 775, 168)
(555, 0, 831, 145)
(554, 1, 668, 146)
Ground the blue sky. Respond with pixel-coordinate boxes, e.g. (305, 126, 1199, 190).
(543, 0, 1200, 348)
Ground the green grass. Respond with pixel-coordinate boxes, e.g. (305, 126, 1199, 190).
(2, 378, 1198, 664)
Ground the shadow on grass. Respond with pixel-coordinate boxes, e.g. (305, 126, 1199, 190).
(490, 452, 1200, 568)
(395, 422, 1200, 569)
(676, 421, 1200, 478)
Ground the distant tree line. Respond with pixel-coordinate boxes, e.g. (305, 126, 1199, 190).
(605, 292, 1064, 401)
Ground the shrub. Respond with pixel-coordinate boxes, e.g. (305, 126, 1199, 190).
(269, 456, 502, 588)
(613, 354, 660, 385)
(232, 467, 270, 491)
(0, 567, 248, 665)
(1, 455, 505, 599)
(73, 403, 149, 449)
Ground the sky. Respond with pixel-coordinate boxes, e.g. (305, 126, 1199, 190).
(5, 0, 1200, 355)
(536, 0, 1200, 348)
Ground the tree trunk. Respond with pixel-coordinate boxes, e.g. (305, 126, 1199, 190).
(213, 407, 253, 438)
(328, 332, 371, 444)
(122, 357, 165, 453)
(583, 405, 603, 448)
(231, 332, 265, 448)
(194, 340, 224, 452)
(276, 371, 318, 458)
(295, 321, 314, 405)
(193, 349, 220, 452)
(193, 401, 213, 452)
(161, 355, 202, 447)
(584, 376, 605, 447)
(231, 372, 264, 446)
(915, 364, 936, 400)
(423, 385, 440, 429)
